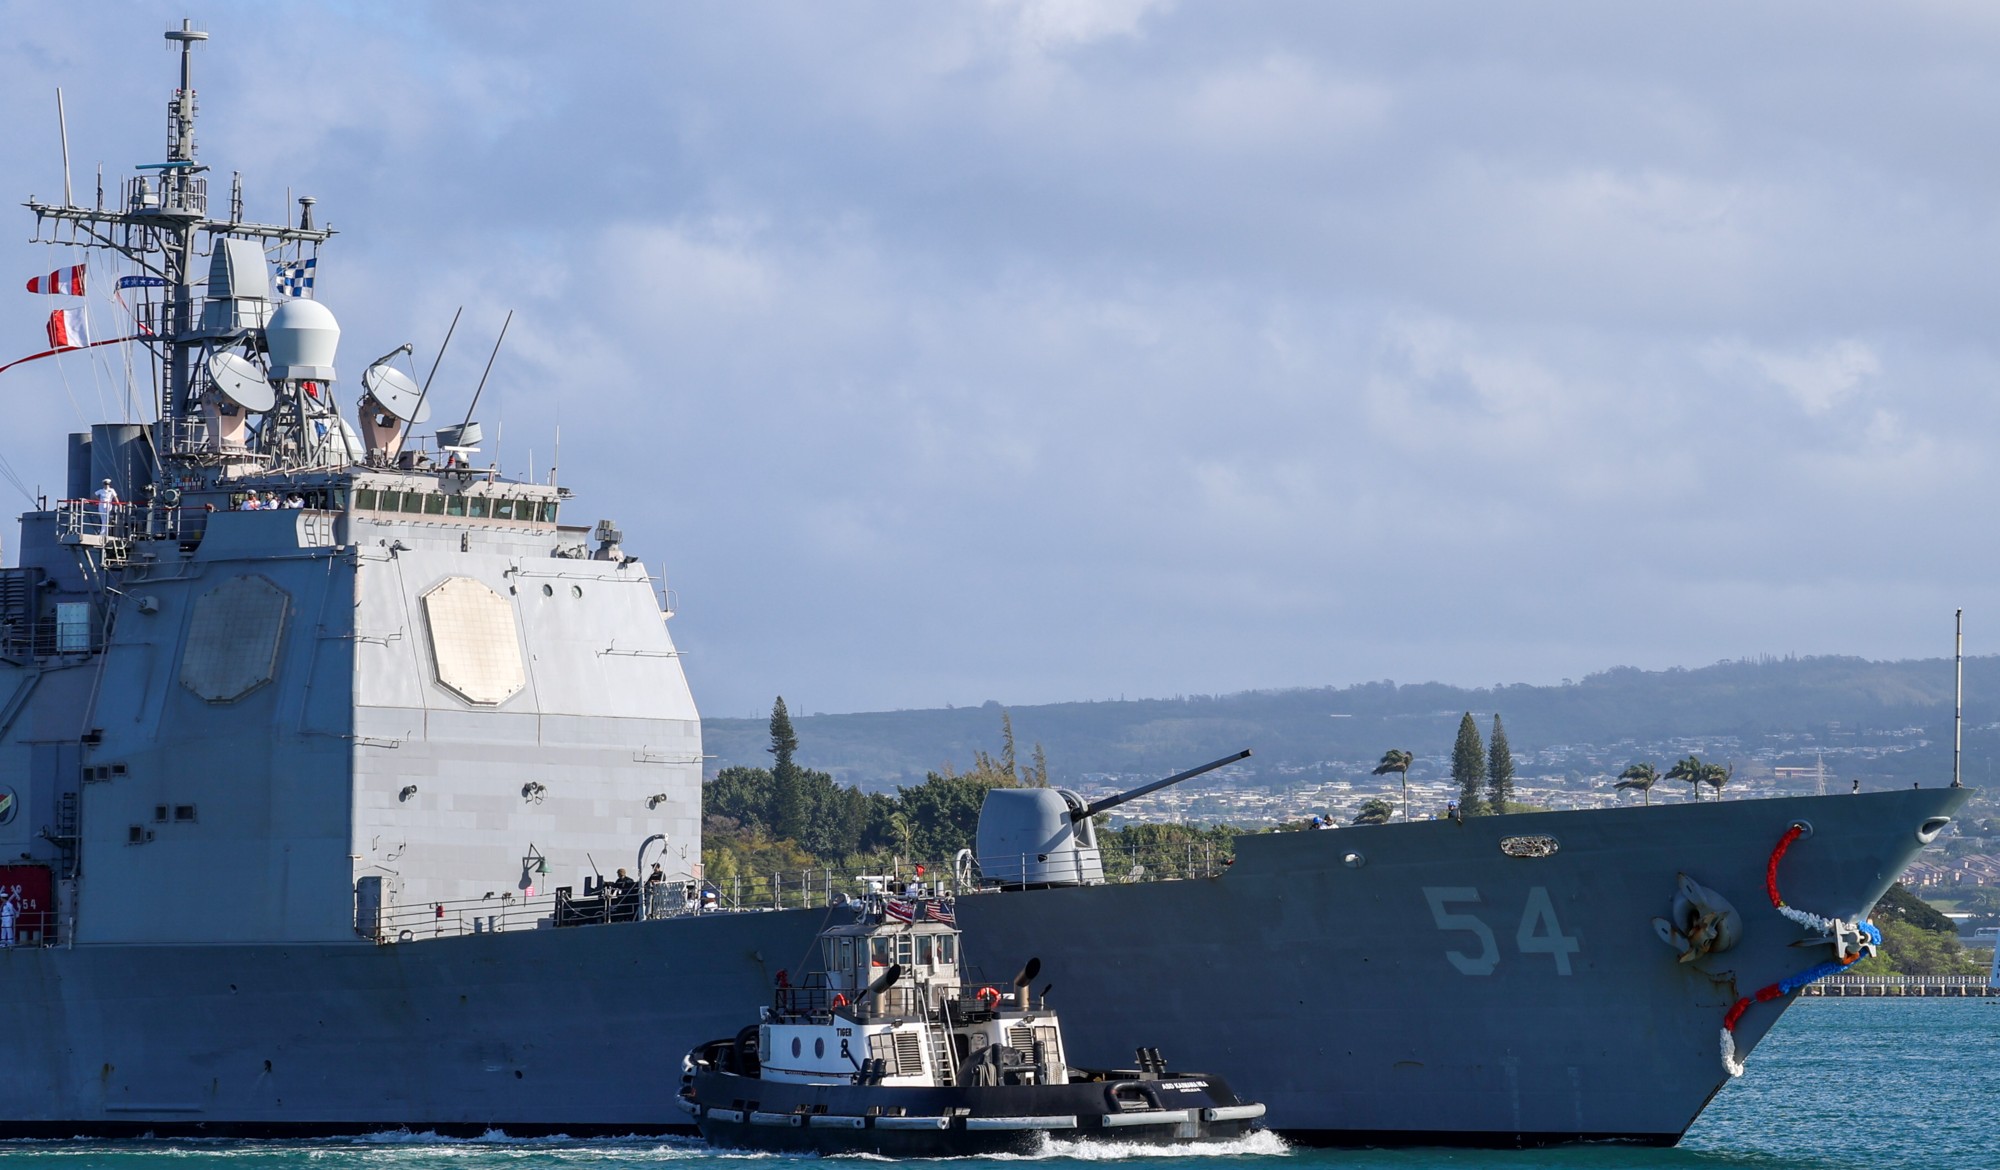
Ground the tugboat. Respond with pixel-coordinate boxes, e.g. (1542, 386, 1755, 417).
(680, 894, 1265, 1154)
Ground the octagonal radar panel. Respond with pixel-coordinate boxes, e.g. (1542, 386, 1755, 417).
(361, 364, 431, 423)
(209, 352, 275, 413)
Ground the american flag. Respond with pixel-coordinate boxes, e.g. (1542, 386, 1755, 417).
(925, 898, 955, 926)
(883, 897, 916, 923)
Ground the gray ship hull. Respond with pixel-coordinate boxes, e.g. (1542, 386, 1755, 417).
(0, 787, 1957, 1145)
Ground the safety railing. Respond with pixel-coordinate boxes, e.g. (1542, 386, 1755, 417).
(373, 892, 558, 943)
(769, 975, 1041, 1024)
(699, 845, 1232, 913)
(0, 905, 58, 949)
(553, 882, 706, 926)
(54, 499, 204, 552)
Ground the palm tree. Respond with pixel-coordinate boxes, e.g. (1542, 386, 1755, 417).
(1615, 762, 1659, 806)
(1664, 755, 1706, 802)
(1702, 762, 1733, 800)
(888, 811, 915, 865)
(1372, 749, 1414, 820)
(1353, 797, 1395, 826)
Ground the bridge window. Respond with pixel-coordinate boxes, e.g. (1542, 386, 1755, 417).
(353, 488, 377, 510)
(424, 493, 446, 516)
(917, 935, 934, 967)
(400, 493, 424, 515)
(939, 935, 955, 964)
(446, 494, 467, 517)
(379, 490, 401, 512)
(493, 499, 515, 520)
(468, 498, 489, 519)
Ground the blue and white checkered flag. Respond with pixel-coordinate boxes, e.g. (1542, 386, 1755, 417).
(276, 256, 316, 298)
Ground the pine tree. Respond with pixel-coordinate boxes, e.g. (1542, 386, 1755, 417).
(1031, 742, 1049, 788)
(768, 696, 810, 842)
(1487, 714, 1515, 813)
(999, 710, 1019, 782)
(1451, 712, 1486, 815)
(767, 696, 798, 773)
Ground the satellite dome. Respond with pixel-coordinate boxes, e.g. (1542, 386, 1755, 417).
(267, 298, 340, 381)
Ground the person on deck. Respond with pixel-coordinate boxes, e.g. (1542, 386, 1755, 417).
(93, 478, 120, 533)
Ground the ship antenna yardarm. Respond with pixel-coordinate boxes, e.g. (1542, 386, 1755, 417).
(25, 18, 334, 472)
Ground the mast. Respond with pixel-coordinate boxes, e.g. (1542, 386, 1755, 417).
(1954, 608, 1964, 789)
(24, 19, 333, 469)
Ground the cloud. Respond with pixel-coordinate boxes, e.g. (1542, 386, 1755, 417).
(5, 2, 2000, 718)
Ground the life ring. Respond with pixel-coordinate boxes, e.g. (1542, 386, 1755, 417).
(831, 993, 848, 1009)
(976, 986, 1001, 1008)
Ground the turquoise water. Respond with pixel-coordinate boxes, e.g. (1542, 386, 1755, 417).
(0, 999, 1982, 1170)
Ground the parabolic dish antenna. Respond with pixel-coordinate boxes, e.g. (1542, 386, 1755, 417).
(361, 364, 432, 423)
(209, 352, 275, 413)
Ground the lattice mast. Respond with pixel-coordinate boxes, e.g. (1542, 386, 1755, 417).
(23, 19, 333, 466)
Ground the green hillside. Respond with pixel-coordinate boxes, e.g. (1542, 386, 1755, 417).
(702, 654, 2000, 792)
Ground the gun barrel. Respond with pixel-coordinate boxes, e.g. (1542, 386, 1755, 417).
(1072, 749, 1253, 822)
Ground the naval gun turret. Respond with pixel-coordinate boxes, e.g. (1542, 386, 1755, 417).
(971, 749, 1251, 889)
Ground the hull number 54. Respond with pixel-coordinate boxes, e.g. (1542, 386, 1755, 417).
(1422, 886, 1579, 975)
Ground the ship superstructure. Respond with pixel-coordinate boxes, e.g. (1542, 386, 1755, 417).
(2, 22, 701, 949)
(0, 21, 1973, 1148)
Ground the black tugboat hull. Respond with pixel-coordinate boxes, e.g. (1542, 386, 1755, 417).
(684, 1068, 1262, 1155)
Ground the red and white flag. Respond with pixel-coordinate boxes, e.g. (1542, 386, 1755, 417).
(26, 265, 86, 295)
(46, 308, 87, 350)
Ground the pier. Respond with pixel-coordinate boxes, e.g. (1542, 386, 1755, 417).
(1798, 974, 1996, 997)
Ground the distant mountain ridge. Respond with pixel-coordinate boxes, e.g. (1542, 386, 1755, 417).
(702, 654, 2000, 792)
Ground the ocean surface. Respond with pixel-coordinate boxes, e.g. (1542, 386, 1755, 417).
(0, 999, 1982, 1170)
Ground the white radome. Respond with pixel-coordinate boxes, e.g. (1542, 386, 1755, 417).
(266, 298, 340, 380)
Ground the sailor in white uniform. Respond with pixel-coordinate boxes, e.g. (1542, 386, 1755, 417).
(0, 891, 17, 948)
(93, 478, 120, 534)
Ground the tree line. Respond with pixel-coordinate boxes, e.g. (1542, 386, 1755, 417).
(702, 698, 1229, 893)
(1358, 712, 1516, 824)
(1613, 756, 1733, 805)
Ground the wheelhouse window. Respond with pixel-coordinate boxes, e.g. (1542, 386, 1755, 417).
(446, 494, 467, 517)
(468, 498, 489, 519)
(379, 490, 401, 512)
(353, 488, 377, 510)
(424, 493, 446, 515)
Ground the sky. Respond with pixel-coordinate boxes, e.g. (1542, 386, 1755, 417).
(2, 2, 1999, 718)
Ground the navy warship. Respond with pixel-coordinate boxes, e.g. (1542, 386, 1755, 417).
(0, 22, 1968, 1146)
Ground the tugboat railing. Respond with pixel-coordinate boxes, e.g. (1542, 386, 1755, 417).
(770, 979, 1037, 1024)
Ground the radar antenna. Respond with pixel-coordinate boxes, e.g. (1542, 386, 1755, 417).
(26, 19, 335, 471)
